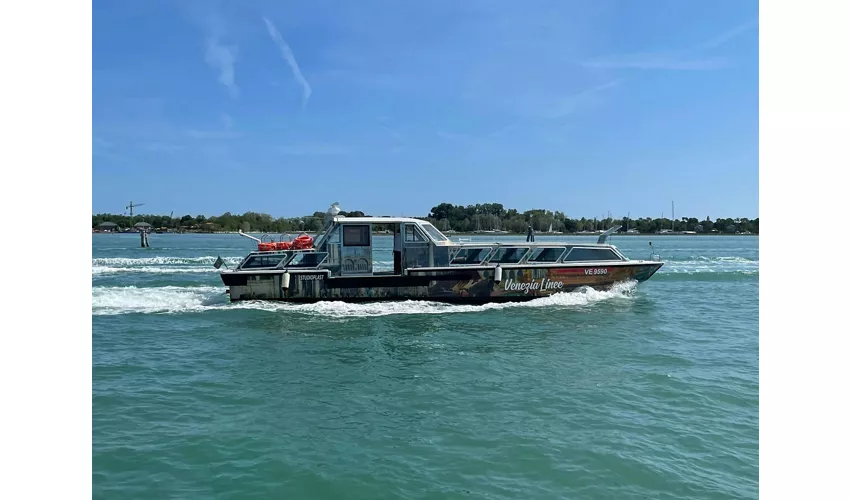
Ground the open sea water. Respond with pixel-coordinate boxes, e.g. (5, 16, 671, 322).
(92, 233, 758, 499)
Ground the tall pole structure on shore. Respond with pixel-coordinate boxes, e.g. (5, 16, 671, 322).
(126, 201, 145, 217)
(672, 201, 675, 231)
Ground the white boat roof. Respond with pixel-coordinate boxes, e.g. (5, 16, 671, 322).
(333, 216, 431, 224)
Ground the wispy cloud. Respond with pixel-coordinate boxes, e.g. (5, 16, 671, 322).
(582, 20, 756, 71)
(93, 136, 119, 160)
(582, 54, 726, 71)
(436, 130, 469, 141)
(697, 20, 758, 50)
(93, 136, 112, 150)
(205, 37, 239, 97)
(279, 143, 352, 156)
(380, 124, 405, 144)
(263, 16, 312, 107)
(505, 79, 622, 120)
(145, 142, 184, 154)
(184, 129, 242, 140)
(222, 113, 233, 130)
(184, 1, 239, 97)
(548, 79, 622, 117)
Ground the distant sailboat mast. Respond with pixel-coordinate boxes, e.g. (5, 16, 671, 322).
(672, 201, 675, 232)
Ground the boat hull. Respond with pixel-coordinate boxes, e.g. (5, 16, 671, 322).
(221, 262, 662, 303)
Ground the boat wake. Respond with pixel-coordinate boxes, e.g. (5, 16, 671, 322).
(659, 257, 758, 274)
(93, 266, 223, 275)
(92, 256, 240, 266)
(92, 256, 243, 276)
(91, 281, 639, 317)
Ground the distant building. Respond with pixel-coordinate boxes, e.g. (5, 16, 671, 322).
(97, 221, 119, 232)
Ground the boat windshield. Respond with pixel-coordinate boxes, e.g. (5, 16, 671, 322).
(420, 223, 448, 242)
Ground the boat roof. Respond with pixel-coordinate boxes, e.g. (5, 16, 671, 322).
(333, 216, 432, 225)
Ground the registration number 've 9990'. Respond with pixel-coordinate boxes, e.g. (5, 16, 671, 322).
(584, 268, 608, 275)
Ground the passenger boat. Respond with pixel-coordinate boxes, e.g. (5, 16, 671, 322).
(217, 203, 663, 303)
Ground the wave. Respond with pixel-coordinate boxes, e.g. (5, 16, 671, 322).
(91, 281, 639, 317)
(92, 286, 224, 315)
(93, 266, 222, 275)
(658, 260, 759, 274)
(652, 270, 758, 282)
(92, 256, 242, 266)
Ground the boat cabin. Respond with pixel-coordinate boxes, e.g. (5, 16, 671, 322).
(232, 214, 631, 276)
(222, 204, 663, 302)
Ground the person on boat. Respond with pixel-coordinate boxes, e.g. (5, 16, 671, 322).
(526, 224, 535, 242)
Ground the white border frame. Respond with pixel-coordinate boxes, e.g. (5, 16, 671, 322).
(9, 1, 850, 497)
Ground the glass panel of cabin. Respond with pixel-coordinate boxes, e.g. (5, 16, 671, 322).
(286, 252, 329, 268)
(563, 247, 622, 262)
(489, 247, 530, 264)
(403, 246, 429, 269)
(528, 247, 567, 263)
(342, 225, 370, 246)
(326, 225, 341, 244)
(420, 223, 448, 241)
(241, 254, 288, 269)
(432, 246, 451, 267)
(450, 247, 492, 265)
(320, 225, 342, 271)
(404, 224, 427, 242)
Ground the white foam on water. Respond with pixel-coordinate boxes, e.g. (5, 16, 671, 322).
(92, 256, 242, 266)
(691, 256, 755, 263)
(92, 281, 639, 317)
(255, 280, 640, 318)
(92, 286, 224, 315)
(93, 266, 222, 275)
(659, 258, 759, 274)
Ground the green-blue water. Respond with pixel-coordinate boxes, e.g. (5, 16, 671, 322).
(92, 234, 758, 499)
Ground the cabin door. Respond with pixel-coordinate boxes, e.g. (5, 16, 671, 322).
(402, 223, 431, 272)
(339, 223, 373, 275)
(393, 224, 403, 274)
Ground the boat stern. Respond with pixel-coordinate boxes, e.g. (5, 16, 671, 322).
(219, 270, 281, 301)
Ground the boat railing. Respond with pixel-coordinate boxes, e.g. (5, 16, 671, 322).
(238, 229, 261, 244)
(257, 232, 294, 243)
(597, 225, 622, 244)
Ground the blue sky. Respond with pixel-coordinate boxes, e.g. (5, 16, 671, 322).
(92, 0, 758, 219)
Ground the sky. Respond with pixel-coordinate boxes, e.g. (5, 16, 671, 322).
(92, 0, 759, 220)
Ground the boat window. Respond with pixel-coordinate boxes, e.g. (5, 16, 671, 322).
(342, 225, 370, 246)
(405, 224, 427, 243)
(286, 252, 329, 268)
(241, 254, 287, 269)
(326, 226, 340, 244)
(489, 247, 529, 264)
(420, 223, 449, 241)
(563, 247, 622, 262)
(404, 246, 429, 269)
(528, 247, 567, 263)
(450, 247, 492, 265)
